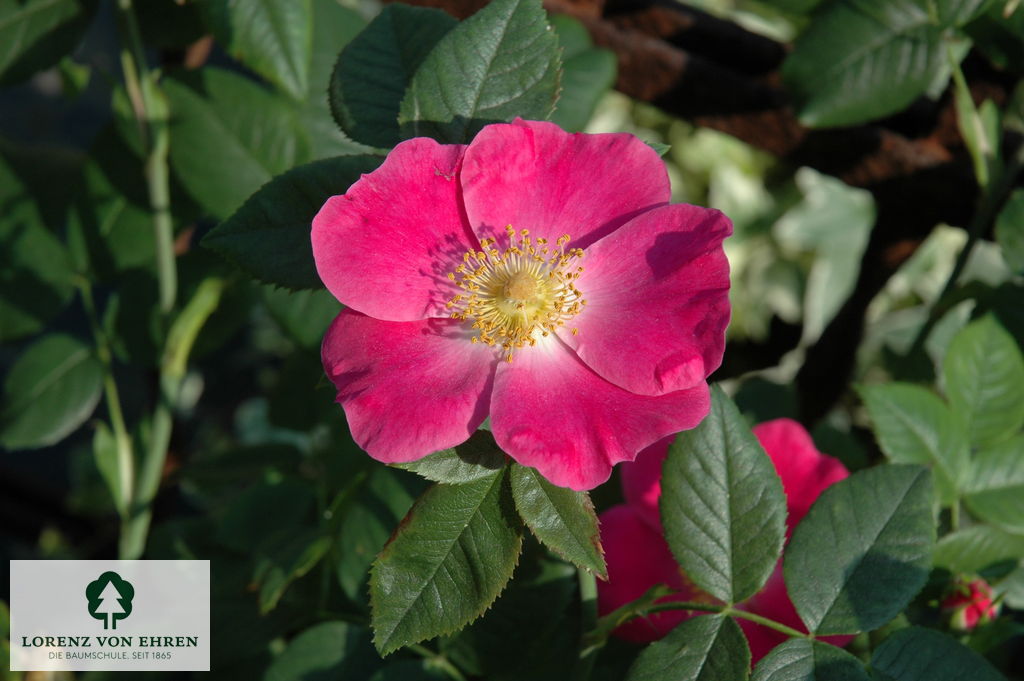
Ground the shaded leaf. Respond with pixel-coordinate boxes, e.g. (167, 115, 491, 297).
(510, 463, 606, 577)
(626, 614, 749, 681)
(858, 383, 969, 505)
(199, 0, 312, 100)
(264, 621, 383, 681)
(398, 0, 560, 143)
(751, 638, 869, 681)
(255, 529, 331, 613)
(784, 465, 934, 635)
(445, 558, 578, 681)
(299, 0, 374, 157)
(165, 68, 310, 220)
(0, 150, 75, 342)
(261, 286, 340, 350)
(0, 334, 102, 450)
(661, 385, 787, 604)
(396, 431, 507, 484)
(370, 469, 523, 654)
(996, 188, 1024, 273)
(0, 0, 96, 84)
(330, 3, 456, 148)
(202, 154, 382, 289)
(871, 626, 1006, 681)
(336, 467, 422, 603)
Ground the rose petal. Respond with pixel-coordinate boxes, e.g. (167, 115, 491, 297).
(489, 337, 709, 490)
(620, 436, 673, 533)
(322, 309, 497, 461)
(597, 505, 698, 643)
(461, 120, 670, 251)
(751, 419, 849, 535)
(312, 137, 477, 321)
(559, 203, 731, 395)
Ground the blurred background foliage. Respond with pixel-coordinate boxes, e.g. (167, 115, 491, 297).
(2, 0, 1024, 678)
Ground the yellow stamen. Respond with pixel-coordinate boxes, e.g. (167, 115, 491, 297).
(444, 226, 586, 361)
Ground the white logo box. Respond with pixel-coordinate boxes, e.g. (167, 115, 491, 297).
(10, 560, 210, 672)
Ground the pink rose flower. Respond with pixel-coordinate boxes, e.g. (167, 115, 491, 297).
(598, 418, 851, 660)
(942, 578, 999, 631)
(312, 120, 732, 490)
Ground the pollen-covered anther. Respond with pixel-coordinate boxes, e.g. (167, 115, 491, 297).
(445, 225, 585, 361)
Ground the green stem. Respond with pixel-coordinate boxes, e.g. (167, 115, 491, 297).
(77, 280, 134, 516)
(572, 567, 600, 681)
(628, 601, 811, 640)
(408, 644, 468, 681)
(119, 279, 225, 559)
(115, 0, 175, 315)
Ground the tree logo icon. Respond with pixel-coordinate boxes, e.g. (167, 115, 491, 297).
(86, 571, 135, 630)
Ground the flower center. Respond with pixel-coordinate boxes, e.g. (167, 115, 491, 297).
(446, 225, 586, 362)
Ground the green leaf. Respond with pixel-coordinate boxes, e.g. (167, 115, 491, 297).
(165, 67, 310, 220)
(751, 638, 869, 681)
(0, 150, 75, 343)
(447, 558, 578, 681)
(870, 626, 1006, 681)
(299, 0, 372, 157)
(964, 435, 1024, 533)
(216, 479, 315, 552)
(202, 154, 381, 289)
(858, 383, 970, 505)
(784, 465, 935, 635)
(336, 467, 421, 603)
(943, 315, 1024, 448)
(255, 528, 331, 613)
(330, 4, 456, 148)
(370, 468, 523, 655)
(935, 0, 997, 27)
(782, 0, 945, 127)
(0, 0, 96, 84)
(626, 614, 750, 681)
(370, 660, 447, 681)
(661, 385, 787, 604)
(198, 0, 312, 100)
(264, 621, 382, 681)
(261, 286, 340, 349)
(509, 463, 606, 577)
(933, 524, 1024, 573)
(0, 334, 102, 451)
(396, 431, 508, 484)
(996, 188, 1024, 273)
(549, 15, 616, 132)
(65, 134, 156, 282)
(92, 421, 123, 515)
(397, 0, 561, 143)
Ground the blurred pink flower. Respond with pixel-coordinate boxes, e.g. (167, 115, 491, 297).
(312, 120, 731, 490)
(598, 417, 851, 660)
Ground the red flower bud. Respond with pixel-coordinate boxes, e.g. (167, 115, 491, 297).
(942, 578, 999, 631)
